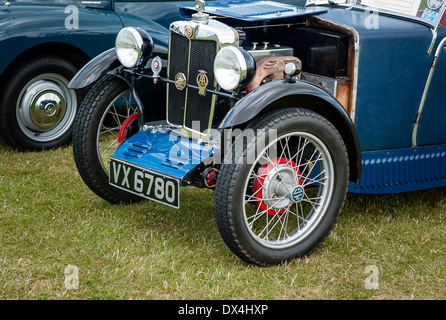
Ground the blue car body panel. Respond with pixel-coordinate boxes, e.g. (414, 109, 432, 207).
(318, 8, 443, 151)
(416, 41, 446, 146)
(316, 7, 446, 192)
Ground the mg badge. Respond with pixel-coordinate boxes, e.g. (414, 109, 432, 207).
(185, 25, 194, 38)
(290, 186, 304, 203)
(196, 70, 209, 96)
(175, 73, 187, 91)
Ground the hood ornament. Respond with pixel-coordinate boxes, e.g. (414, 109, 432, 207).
(192, 0, 209, 24)
(196, 0, 205, 13)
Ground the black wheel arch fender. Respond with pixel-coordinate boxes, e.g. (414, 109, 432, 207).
(68, 41, 168, 90)
(68, 47, 168, 124)
(218, 80, 361, 184)
(68, 48, 122, 90)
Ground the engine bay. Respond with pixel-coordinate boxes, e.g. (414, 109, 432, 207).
(234, 15, 355, 113)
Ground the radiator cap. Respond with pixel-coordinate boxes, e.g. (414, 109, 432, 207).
(192, 0, 209, 24)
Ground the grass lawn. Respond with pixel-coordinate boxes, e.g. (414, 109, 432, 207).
(0, 137, 444, 300)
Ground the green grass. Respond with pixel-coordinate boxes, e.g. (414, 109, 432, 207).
(0, 137, 444, 300)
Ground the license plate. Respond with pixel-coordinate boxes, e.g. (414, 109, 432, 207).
(109, 157, 180, 208)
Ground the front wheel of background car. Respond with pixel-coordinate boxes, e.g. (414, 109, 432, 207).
(214, 108, 349, 266)
(72, 75, 142, 204)
(0, 55, 82, 151)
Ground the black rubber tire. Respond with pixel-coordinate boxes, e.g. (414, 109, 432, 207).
(214, 108, 349, 266)
(72, 75, 141, 204)
(0, 55, 82, 151)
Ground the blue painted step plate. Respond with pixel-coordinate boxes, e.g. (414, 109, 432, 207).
(111, 128, 219, 187)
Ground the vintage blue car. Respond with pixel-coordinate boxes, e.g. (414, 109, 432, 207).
(69, 0, 446, 266)
(0, 0, 195, 150)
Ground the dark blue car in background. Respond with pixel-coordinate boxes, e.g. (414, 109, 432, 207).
(0, 0, 196, 150)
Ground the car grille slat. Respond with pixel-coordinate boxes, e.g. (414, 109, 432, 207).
(185, 39, 217, 133)
(167, 32, 189, 126)
(167, 32, 217, 134)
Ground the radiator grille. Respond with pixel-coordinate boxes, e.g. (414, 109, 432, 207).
(167, 32, 189, 126)
(167, 32, 218, 134)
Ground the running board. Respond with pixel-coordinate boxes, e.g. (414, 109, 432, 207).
(349, 144, 446, 194)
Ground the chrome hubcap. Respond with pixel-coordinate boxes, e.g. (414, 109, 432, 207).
(16, 74, 76, 142)
(27, 88, 66, 130)
(259, 164, 302, 210)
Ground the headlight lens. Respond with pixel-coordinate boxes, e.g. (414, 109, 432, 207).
(214, 46, 255, 91)
(116, 27, 153, 68)
(116, 28, 142, 68)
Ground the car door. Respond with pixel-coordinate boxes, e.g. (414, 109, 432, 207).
(415, 34, 446, 146)
(414, 4, 446, 146)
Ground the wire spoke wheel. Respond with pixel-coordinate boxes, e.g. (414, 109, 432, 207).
(96, 90, 138, 173)
(244, 132, 334, 249)
(214, 108, 349, 266)
(72, 75, 141, 204)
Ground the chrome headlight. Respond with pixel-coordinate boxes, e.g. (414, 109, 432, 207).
(115, 27, 154, 68)
(214, 46, 255, 91)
